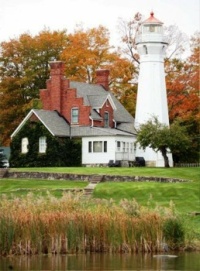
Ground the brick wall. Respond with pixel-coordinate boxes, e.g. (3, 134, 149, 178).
(96, 70, 109, 90)
(40, 61, 113, 127)
(61, 89, 91, 126)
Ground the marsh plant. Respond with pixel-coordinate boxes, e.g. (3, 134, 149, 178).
(0, 192, 185, 255)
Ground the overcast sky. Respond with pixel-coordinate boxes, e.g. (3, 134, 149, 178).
(0, 0, 199, 46)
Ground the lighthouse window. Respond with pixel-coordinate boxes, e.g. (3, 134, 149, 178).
(143, 45, 148, 54)
(150, 25, 155, 32)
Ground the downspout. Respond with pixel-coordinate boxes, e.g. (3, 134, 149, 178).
(89, 116, 94, 127)
(113, 119, 117, 128)
(70, 125, 72, 139)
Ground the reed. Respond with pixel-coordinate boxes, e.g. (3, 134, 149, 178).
(0, 192, 186, 255)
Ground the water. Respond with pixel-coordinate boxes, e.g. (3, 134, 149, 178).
(0, 252, 199, 270)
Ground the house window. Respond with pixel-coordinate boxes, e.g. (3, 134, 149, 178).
(39, 136, 47, 153)
(88, 141, 92, 153)
(71, 108, 79, 124)
(123, 142, 125, 152)
(93, 141, 102, 152)
(21, 137, 29, 153)
(88, 141, 107, 153)
(117, 141, 121, 151)
(130, 143, 133, 153)
(104, 141, 107, 152)
(104, 112, 109, 128)
(126, 142, 129, 152)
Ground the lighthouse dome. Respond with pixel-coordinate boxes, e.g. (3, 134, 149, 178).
(136, 12, 167, 44)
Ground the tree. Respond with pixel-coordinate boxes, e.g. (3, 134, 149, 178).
(61, 26, 136, 99)
(118, 12, 188, 63)
(136, 117, 191, 167)
(118, 12, 142, 65)
(0, 29, 68, 145)
(166, 33, 200, 162)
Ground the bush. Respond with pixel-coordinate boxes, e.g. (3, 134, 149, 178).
(163, 217, 185, 247)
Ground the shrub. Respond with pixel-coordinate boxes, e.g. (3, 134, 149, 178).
(163, 217, 185, 247)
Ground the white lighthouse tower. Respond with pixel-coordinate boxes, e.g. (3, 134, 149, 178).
(135, 12, 173, 167)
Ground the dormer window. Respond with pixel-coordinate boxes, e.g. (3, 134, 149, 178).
(104, 112, 109, 128)
(71, 108, 79, 124)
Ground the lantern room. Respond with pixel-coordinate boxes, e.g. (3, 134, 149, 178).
(136, 12, 167, 44)
(142, 12, 163, 34)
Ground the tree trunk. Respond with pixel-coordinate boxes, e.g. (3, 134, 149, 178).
(160, 148, 170, 168)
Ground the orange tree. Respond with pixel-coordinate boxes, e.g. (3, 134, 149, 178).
(166, 33, 200, 162)
(60, 26, 136, 100)
(0, 30, 68, 145)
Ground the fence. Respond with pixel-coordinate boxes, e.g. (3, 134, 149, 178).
(174, 163, 200, 167)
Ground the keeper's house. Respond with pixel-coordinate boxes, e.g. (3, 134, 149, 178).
(11, 61, 136, 167)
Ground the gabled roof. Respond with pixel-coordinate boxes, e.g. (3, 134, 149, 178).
(90, 109, 102, 120)
(70, 81, 134, 124)
(12, 80, 136, 138)
(11, 108, 136, 138)
(11, 109, 70, 138)
(110, 93, 134, 123)
(70, 82, 116, 110)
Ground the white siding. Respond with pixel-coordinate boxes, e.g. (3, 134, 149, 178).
(82, 136, 136, 165)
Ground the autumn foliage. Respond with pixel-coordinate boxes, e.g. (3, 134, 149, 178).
(0, 24, 199, 162)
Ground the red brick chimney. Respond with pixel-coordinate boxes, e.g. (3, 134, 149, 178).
(96, 69, 109, 91)
(40, 61, 69, 113)
(49, 61, 65, 112)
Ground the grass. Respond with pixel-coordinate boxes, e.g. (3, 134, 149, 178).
(2, 167, 200, 212)
(0, 192, 187, 255)
(93, 181, 200, 213)
(0, 179, 88, 197)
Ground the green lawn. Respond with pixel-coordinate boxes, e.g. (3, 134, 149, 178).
(93, 181, 200, 213)
(3, 167, 200, 213)
(0, 178, 88, 197)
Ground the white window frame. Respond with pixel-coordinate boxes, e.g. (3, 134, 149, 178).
(71, 108, 79, 124)
(104, 112, 109, 128)
(21, 137, 29, 154)
(88, 141, 107, 153)
(39, 136, 47, 153)
(117, 141, 121, 152)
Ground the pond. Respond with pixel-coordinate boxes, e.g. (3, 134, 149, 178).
(0, 252, 200, 270)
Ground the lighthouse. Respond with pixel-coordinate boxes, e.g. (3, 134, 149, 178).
(135, 12, 173, 167)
